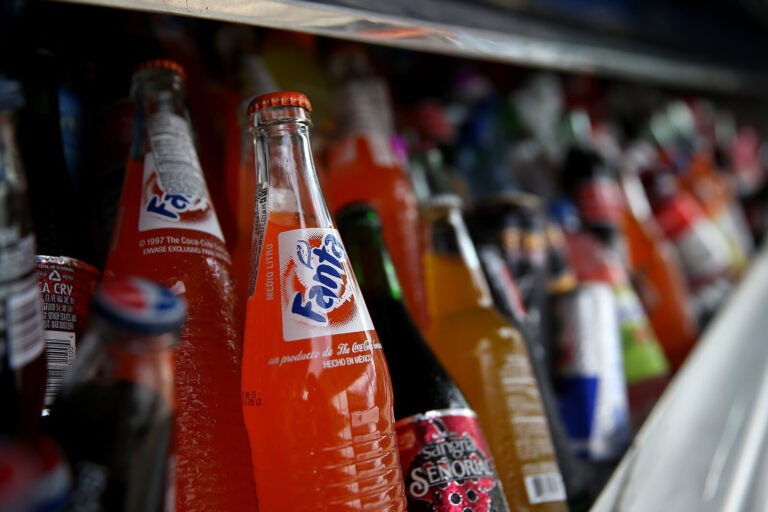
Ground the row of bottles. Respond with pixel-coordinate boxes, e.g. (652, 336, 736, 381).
(2, 4, 766, 511)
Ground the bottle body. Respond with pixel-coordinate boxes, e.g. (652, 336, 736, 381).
(242, 92, 405, 511)
(101, 60, 257, 511)
(422, 198, 568, 511)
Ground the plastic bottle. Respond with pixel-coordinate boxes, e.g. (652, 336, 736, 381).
(0, 75, 47, 444)
(618, 141, 699, 370)
(421, 193, 568, 511)
(101, 59, 257, 511)
(242, 91, 406, 511)
(338, 202, 511, 512)
(16, 49, 101, 413)
(46, 277, 184, 512)
(323, 49, 428, 331)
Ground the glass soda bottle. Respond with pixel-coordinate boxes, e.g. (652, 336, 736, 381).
(0, 75, 47, 444)
(101, 59, 258, 511)
(639, 160, 736, 328)
(242, 91, 406, 511)
(561, 144, 670, 431)
(16, 48, 101, 413)
(421, 193, 568, 512)
(47, 277, 184, 512)
(323, 50, 428, 331)
(618, 141, 699, 370)
(337, 202, 511, 512)
(548, 199, 631, 464)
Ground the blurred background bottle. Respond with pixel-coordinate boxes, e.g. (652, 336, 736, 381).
(323, 45, 428, 331)
(242, 91, 406, 511)
(46, 277, 184, 512)
(0, 75, 47, 444)
(339, 202, 511, 512)
(548, 199, 631, 465)
(100, 58, 258, 511)
(616, 140, 700, 370)
(421, 193, 568, 511)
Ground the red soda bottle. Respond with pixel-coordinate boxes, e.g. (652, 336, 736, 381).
(242, 91, 406, 511)
(101, 59, 257, 511)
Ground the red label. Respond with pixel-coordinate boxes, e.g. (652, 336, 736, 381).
(396, 409, 510, 511)
(576, 178, 624, 226)
(653, 194, 702, 240)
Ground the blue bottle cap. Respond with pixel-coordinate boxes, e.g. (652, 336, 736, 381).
(93, 277, 187, 335)
(0, 76, 24, 111)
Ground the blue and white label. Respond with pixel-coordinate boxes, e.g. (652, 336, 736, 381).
(278, 228, 373, 342)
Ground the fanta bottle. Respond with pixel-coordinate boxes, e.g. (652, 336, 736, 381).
(618, 141, 699, 370)
(242, 91, 406, 511)
(101, 59, 258, 511)
(323, 48, 428, 331)
(421, 193, 568, 512)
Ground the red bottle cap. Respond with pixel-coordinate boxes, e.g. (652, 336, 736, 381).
(247, 91, 312, 116)
(134, 58, 187, 83)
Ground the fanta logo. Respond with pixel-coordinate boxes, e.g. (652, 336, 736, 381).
(143, 170, 211, 222)
(146, 192, 196, 220)
(290, 233, 348, 324)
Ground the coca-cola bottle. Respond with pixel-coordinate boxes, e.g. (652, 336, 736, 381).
(337, 202, 510, 512)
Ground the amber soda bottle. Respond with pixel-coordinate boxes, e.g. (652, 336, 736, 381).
(0, 75, 47, 443)
(421, 193, 568, 511)
(101, 59, 257, 511)
(338, 202, 511, 512)
(242, 91, 406, 511)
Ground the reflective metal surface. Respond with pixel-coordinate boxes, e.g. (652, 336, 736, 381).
(592, 240, 768, 512)
(58, 0, 768, 96)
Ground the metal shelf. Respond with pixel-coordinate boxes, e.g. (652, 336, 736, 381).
(57, 0, 768, 97)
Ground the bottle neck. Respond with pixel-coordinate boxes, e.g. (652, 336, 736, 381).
(335, 78, 393, 137)
(337, 205, 404, 302)
(252, 104, 331, 226)
(423, 199, 494, 316)
(71, 318, 178, 406)
(130, 69, 189, 157)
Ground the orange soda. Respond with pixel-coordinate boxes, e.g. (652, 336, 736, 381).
(101, 59, 257, 511)
(241, 91, 406, 511)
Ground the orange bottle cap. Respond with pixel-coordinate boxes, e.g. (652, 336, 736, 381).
(134, 58, 187, 83)
(247, 91, 312, 116)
